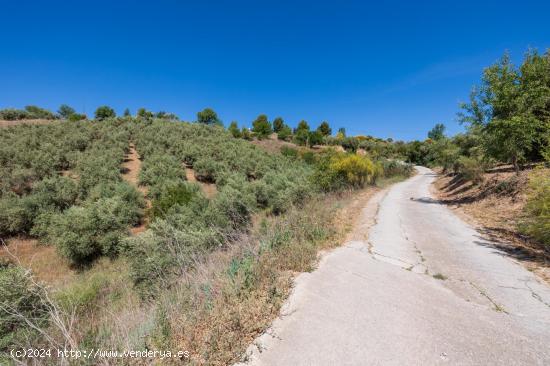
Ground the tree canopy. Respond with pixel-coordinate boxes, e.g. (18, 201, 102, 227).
(197, 108, 220, 125)
(428, 123, 446, 140)
(58, 104, 76, 119)
(273, 117, 285, 133)
(251, 114, 272, 139)
(94, 106, 116, 120)
(460, 50, 550, 172)
(317, 121, 332, 136)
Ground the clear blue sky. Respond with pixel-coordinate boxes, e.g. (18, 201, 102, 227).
(2, 0, 549, 140)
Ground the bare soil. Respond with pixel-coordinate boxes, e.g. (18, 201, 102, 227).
(184, 166, 218, 198)
(251, 138, 298, 154)
(121, 144, 150, 235)
(432, 165, 550, 282)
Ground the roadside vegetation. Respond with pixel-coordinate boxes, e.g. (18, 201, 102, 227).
(415, 49, 550, 252)
(4, 47, 546, 363)
(0, 109, 411, 364)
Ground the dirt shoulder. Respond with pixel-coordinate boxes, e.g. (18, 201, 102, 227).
(431, 165, 550, 282)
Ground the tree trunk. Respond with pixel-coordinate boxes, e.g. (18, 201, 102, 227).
(512, 155, 520, 175)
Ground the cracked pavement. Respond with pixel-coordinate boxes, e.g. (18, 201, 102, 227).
(240, 167, 550, 366)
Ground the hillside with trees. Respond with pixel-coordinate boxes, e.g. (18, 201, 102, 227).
(1, 47, 548, 366)
(0, 110, 412, 364)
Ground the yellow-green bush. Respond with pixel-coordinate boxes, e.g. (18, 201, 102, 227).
(314, 152, 379, 191)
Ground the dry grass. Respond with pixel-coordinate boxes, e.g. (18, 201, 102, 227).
(164, 186, 381, 365)
(433, 164, 550, 282)
(0, 238, 76, 286)
(251, 137, 298, 154)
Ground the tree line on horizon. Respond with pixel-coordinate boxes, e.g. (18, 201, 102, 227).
(2, 48, 548, 170)
(0, 102, 352, 147)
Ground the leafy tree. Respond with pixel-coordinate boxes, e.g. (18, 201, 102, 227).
(296, 120, 310, 133)
(460, 51, 549, 173)
(317, 121, 332, 136)
(309, 130, 324, 146)
(58, 104, 76, 119)
(197, 108, 220, 125)
(273, 117, 285, 133)
(251, 114, 272, 139)
(137, 108, 154, 119)
(294, 129, 310, 146)
(94, 105, 116, 120)
(428, 123, 446, 140)
(228, 121, 241, 138)
(277, 125, 292, 141)
(123, 108, 131, 117)
(241, 127, 252, 140)
(337, 127, 346, 137)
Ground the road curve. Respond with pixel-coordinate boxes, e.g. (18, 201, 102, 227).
(241, 167, 550, 366)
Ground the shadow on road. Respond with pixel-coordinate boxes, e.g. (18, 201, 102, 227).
(411, 194, 550, 274)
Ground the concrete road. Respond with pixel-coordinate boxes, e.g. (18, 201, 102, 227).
(241, 167, 550, 366)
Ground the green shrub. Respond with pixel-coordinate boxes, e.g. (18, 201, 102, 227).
(0, 194, 35, 237)
(140, 154, 185, 192)
(151, 182, 200, 218)
(277, 126, 292, 141)
(31, 176, 78, 210)
(228, 121, 241, 138)
(68, 113, 86, 122)
(241, 127, 252, 140)
(0, 106, 56, 120)
(456, 156, 486, 184)
(207, 185, 255, 230)
(0, 108, 29, 121)
(24, 106, 56, 120)
(48, 196, 140, 265)
(0, 263, 47, 354)
(379, 159, 413, 178)
(520, 171, 550, 246)
(300, 150, 316, 164)
(280, 146, 298, 159)
(124, 221, 220, 294)
(193, 158, 226, 183)
(341, 137, 360, 152)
